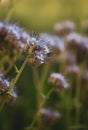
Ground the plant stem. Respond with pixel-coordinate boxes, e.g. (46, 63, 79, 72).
(75, 66, 83, 126)
(0, 55, 29, 112)
(32, 68, 42, 109)
(25, 87, 54, 130)
(41, 63, 50, 88)
(9, 55, 29, 91)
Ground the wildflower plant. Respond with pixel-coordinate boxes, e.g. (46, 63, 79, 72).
(0, 18, 88, 130)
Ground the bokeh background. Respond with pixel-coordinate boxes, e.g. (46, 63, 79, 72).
(0, 0, 88, 31)
(0, 0, 88, 130)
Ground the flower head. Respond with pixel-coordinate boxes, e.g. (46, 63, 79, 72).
(26, 34, 51, 66)
(65, 32, 83, 52)
(39, 108, 61, 123)
(48, 72, 69, 89)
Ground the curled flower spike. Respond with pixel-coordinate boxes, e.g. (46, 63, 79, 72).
(39, 108, 61, 123)
(26, 34, 51, 66)
(40, 33, 65, 53)
(54, 20, 76, 35)
(48, 73, 69, 89)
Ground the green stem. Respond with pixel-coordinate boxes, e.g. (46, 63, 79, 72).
(75, 66, 83, 126)
(41, 63, 50, 88)
(25, 87, 54, 130)
(65, 94, 71, 130)
(9, 55, 29, 91)
(0, 55, 29, 112)
(32, 68, 42, 109)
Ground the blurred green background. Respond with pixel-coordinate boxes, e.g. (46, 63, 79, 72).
(0, 0, 88, 31)
(0, 0, 88, 130)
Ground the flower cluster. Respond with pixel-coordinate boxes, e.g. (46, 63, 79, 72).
(26, 34, 51, 66)
(0, 22, 24, 56)
(65, 32, 88, 64)
(65, 32, 83, 52)
(39, 108, 61, 123)
(48, 73, 69, 89)
(0, 20, 88, 129)
(0, 22, 51, 67)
